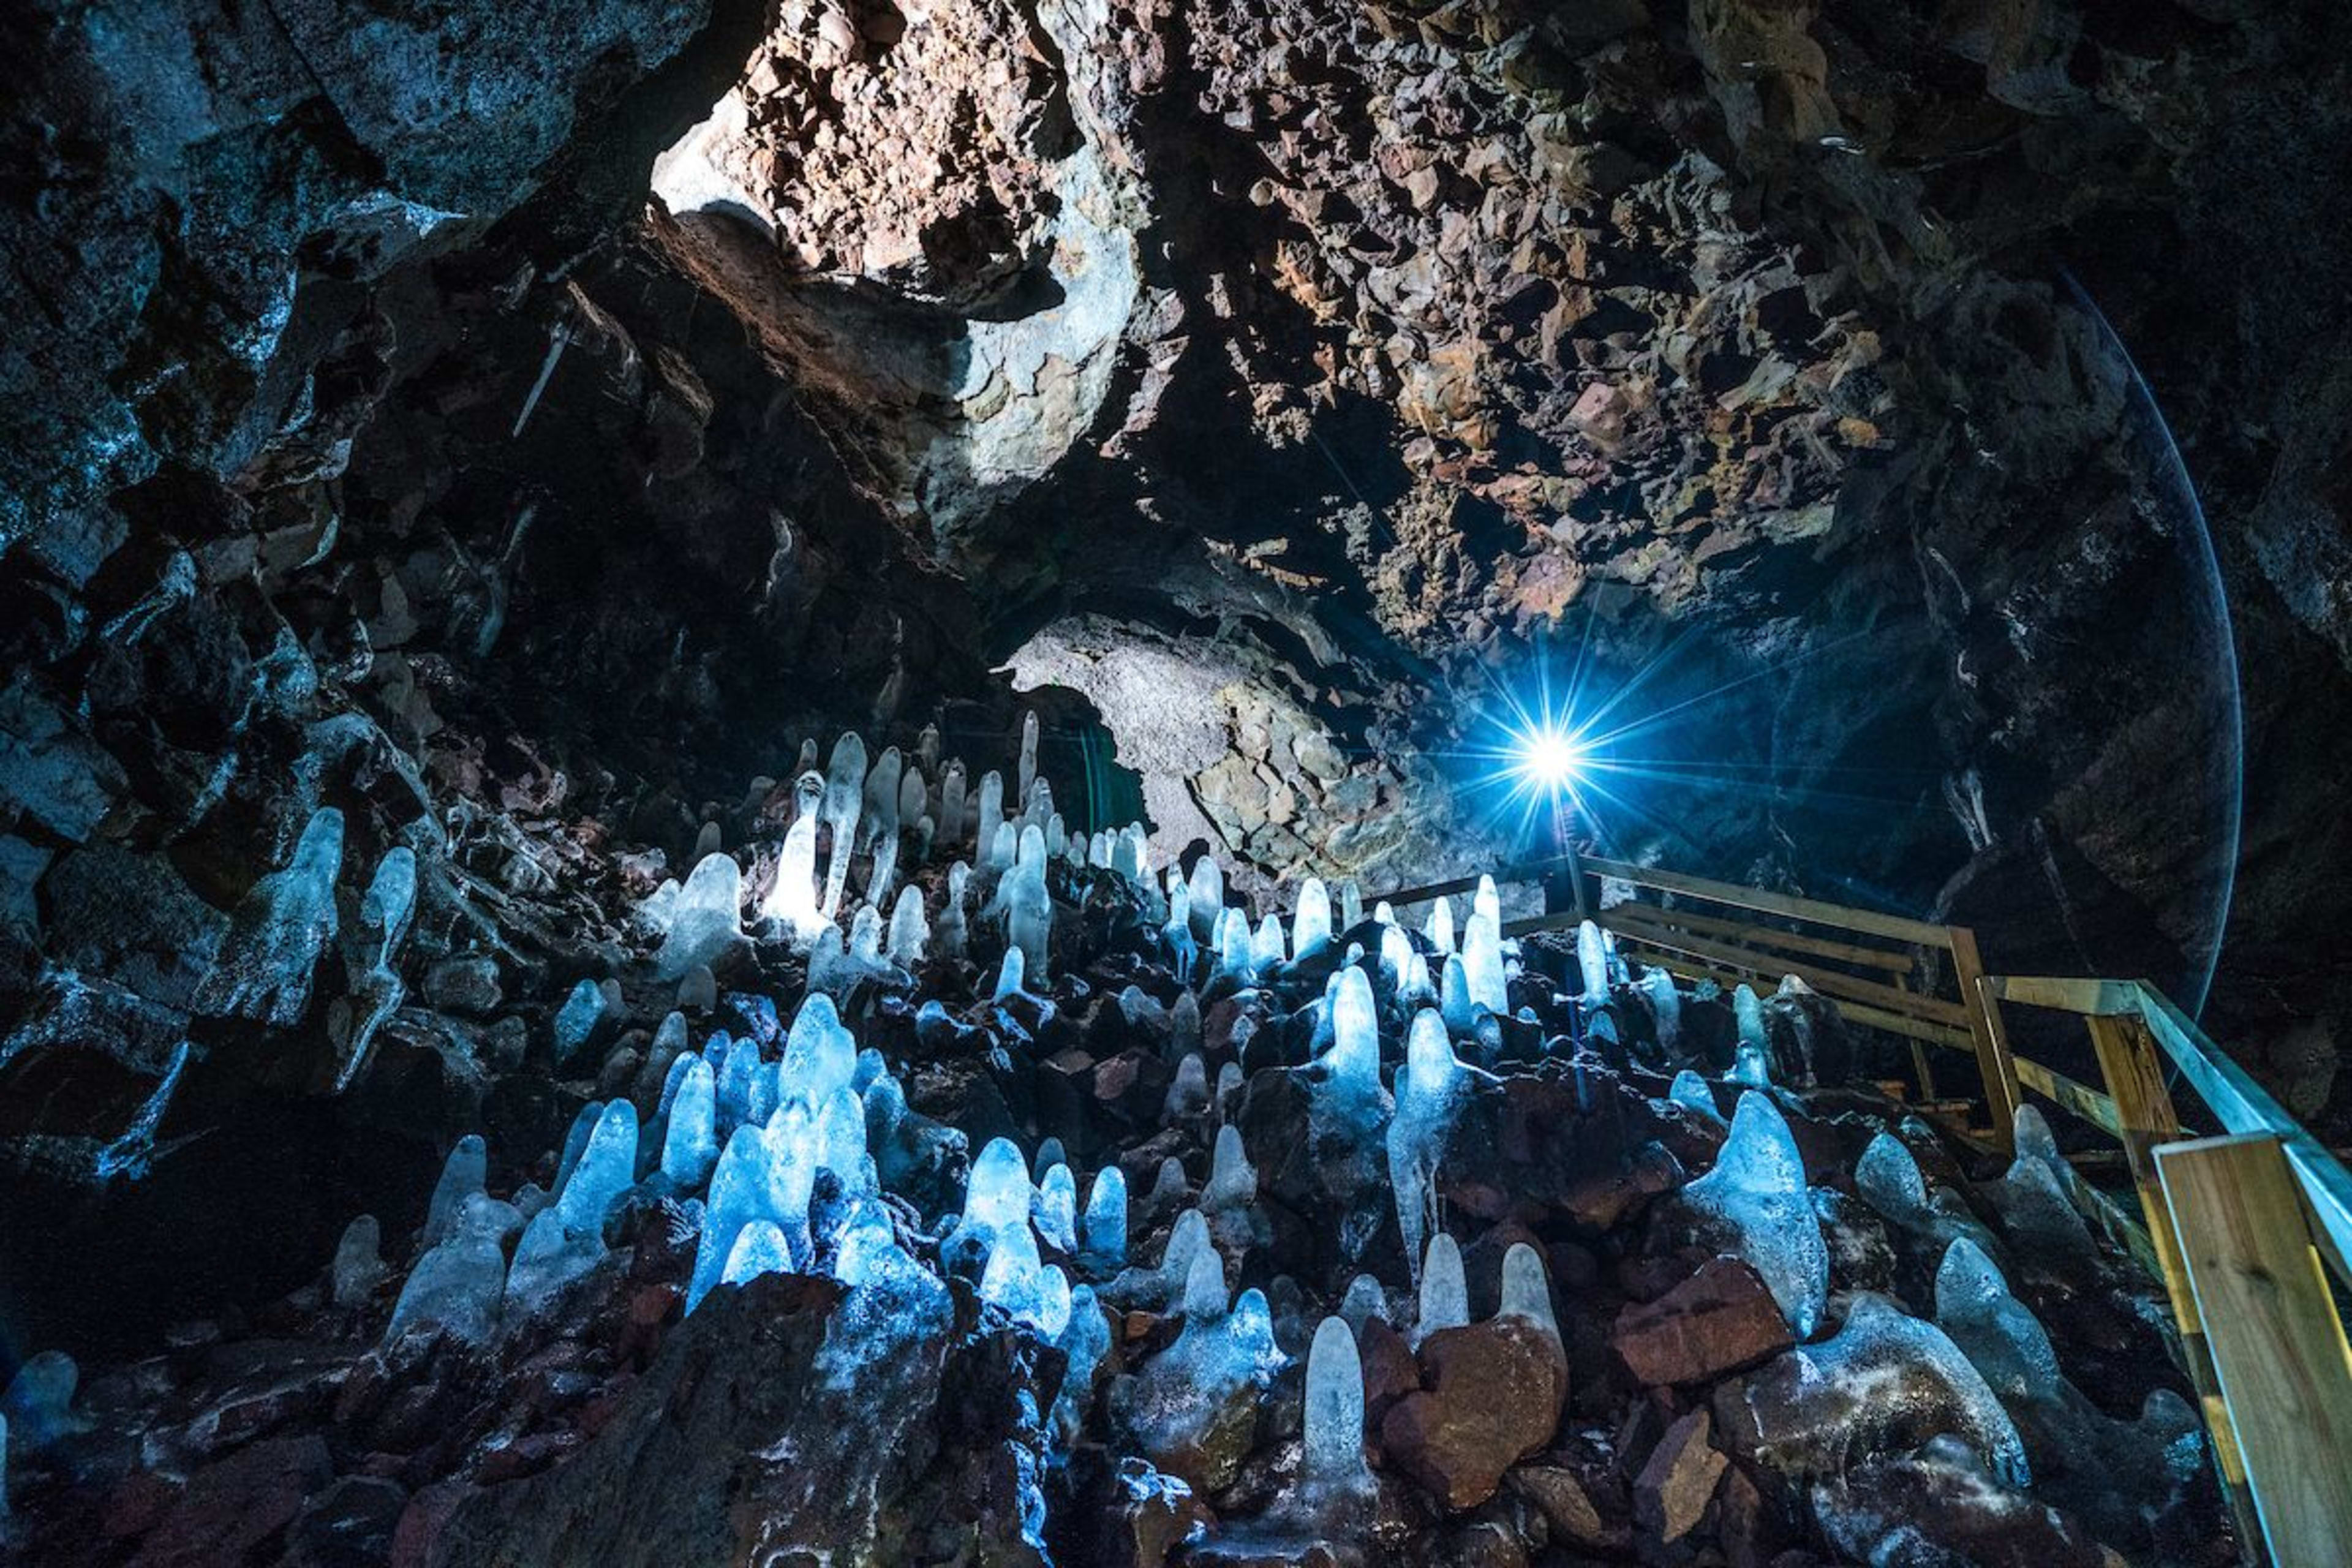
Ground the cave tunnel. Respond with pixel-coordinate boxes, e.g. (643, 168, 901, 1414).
(4, 0, 2352, 1561)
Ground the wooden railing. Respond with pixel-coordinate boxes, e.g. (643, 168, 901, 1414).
(1363, 858, 2352, 1566)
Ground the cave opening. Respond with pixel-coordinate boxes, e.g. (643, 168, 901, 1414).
(4, 0, 2351, 1561)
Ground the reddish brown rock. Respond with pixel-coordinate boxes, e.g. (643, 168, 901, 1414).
(1634, 1409, 1727, 1546)
(1608, 1257, 1793, 1387)
(124, 1434, 332, 1568)
(1379, 1317, 1568, 1511)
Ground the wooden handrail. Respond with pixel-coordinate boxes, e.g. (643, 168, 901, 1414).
(1581, 854, 1956, 948)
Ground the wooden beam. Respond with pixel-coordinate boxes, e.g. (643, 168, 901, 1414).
(2010, 1054, 2121, 1137)
(2158, 1134, 2352, 1567)
(1597, 902, 1920, 974)
(1605, 934, 1977, 1054)
(2086, 1012, 2263, 1558)
(1950, 931, 2021, 1156)
(1580, 855, 1954, 948)
(1983, 974, 2144, 1016)
(1596, 910, 1975, 1029)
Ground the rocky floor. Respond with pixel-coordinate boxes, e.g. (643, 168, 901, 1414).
(0, 736, 2234, 1567)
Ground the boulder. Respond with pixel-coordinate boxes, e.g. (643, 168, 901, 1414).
(1379, 1317, 1567, 1510)
(1608, 1258, 1792, 1387)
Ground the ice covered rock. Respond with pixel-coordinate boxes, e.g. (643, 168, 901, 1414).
(1721, 1292, 2028, 1487)
(1679, 1092, 1828, 1336)
(194, 805, 344, 1026)
(1111, 1283, 1286, 1490)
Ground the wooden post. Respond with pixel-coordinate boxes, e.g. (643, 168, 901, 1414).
(2089, 1012, 2264, 1560)
(1946, 927, 2021, 1152)
(2158, 1133, 2352, 1567)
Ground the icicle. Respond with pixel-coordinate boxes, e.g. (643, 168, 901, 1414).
(1390, 1009, 1465, 1283)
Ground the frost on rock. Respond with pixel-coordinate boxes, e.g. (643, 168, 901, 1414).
(388, 1193, 509, 1347)
(1111, 1280, 1286, 1484)
(1735, 1292, 2029, 1488)
(1302, 1315, 1375, 1505)
(1415, 1233, 1468, 1344)
(1681, 1091, 1828, 1336)
(194, 805, 344, 1026)
(1389, 1008, 1466, 1282)
(655, 853, 745, 980)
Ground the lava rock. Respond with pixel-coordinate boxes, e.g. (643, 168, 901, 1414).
(1608, 1257, 1792, 1387)
(1379, 1317, 1568, 1510)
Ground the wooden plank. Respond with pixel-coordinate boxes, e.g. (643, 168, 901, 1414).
(1950, 930, 2022, 1156)
(2136, 990, 2352, 1289)
(1605, 902, 1919, 974)
(2010, 1054, 2121, 1137)
(1581, 854, 1954, 948)
(1605, 935, 1978, 1054)
(2158, 1134, 2352, 1567)
(1596, 910, 1975, 1029)
(1983, 974, 2144, 1016)
(2084, 1013, 2262, 1556)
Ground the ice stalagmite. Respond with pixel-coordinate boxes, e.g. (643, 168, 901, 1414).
(1683, 1092, 1828, 1335)
(552, 978, 608, 1066)
(1293, 876, 1333, 959)
(819, 733, 867, 920)
(1339, 879, 1363, 931)
(1733, 984, 1768, 1055)
(1004, 827, 1052, 979)
(1378, 922, 1414, 990)
(760, 771, 827, 937)
(1035, 1164, 1079, 1252)
(1461, 909, 1507, 1016)
(1389, 1008, 1466, 1281)
(1050, 1286, 1110, 1449)
(1577, 919, 1610, 1001)
(424, 1134, 488, 1246)
(1161, 887, 1196, 977)
(886, 885, 927, 967)
(333, 1215, 388, 1308)
(1246, 913, 1283, 976)
(1853, 1132, 1928, 1221)
(1934, 1238, 2060, 1400)
(1498, 1243, 1561, 1349)
(1302, 1316, 1376, 1503)
(195, 805, 344, 1025)
(1213, 908, 1254, 988)
(863, 746, 903, 905)
(898, 766, 927, 839)
(1440, 951, 1474, 1033)
(1321, 966, 1383, 1106)
(1426, 897, 1455, 955)
(656, 853, 744, 979)
(688, 1126, 773, 1312)
(1082, 1166, 1128, 1266)
(660, 1056, 718, 1186)
(1668, 1070, 1724, 1126)
(1416, 1233, 1468, 1343)
(935, 862, 970, 959)
(992, 946, 1026, 1001)
(1188, 856, 1224, 943)
(940, 761, 967, 845)
(388, 1193, 508, 1346)
(1018, 710, 1040, 805)
(1202, 1123, 1257, 1210)
(720, 1219, 793, 1287)
(1340, 1274, 1388, 1330)
(1164, 1053, 1209, 1119)
(781, 993, 856, 1114)
(976, 770, 1005, 861)
(1645, 968, 1682, 1050)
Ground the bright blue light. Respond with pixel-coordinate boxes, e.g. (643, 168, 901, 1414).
(1512, 726, 1587, 791)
